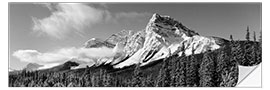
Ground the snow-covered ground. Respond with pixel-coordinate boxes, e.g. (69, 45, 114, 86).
(237, 64, 261, 87)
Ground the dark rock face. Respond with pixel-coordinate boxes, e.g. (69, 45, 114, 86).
(106, 30, 135, 45)
(148, 13, 199, 37)
(41, 61, 80, 72)
(123, 30, 146, 57)
(9, 13, 261, 87)
(63, 61, 80, 67)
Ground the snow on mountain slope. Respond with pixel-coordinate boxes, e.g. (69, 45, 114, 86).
(123, 30, 145, 57)
(84, 38, 115, 48)
(113, 48, 145, 68)
(38, 63, 60, 70)
(106, 30, 135, 45)
(114, 13, 223, 68)
(80, 13, 226, 69)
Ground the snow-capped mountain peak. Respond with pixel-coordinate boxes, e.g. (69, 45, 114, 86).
(80, 13, 228, 69)
(113, 13, 225, 68)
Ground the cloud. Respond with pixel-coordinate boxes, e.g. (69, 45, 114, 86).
(38, 63, 61, 70)
(32, 3, 151, 39)
(32, 3, 109, 39)
(13, 47, 116, 65)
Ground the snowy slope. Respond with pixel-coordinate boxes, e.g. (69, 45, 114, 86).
(79, 13, 227, 69)
(114, 13, 223, 68)
(84, 38, 115, 48)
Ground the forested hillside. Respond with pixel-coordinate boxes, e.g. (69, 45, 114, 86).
(9, 38, 262, 87)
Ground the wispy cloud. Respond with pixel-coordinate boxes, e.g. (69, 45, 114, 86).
(32, 3, 109, 39)
(13, 47, 116, 65)
(32, 3, 151, 39)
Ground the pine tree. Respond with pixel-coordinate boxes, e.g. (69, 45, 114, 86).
(185, 46, 198, 86)
(98, 69, 104, 87)
(199, 51, 216, 87)
(178, 52, 187, 86)
(230, 35, 234, 42)
(169, 55, 178, 87)
(229, 35, 235, 54)
(103, 73, 111, 87)
(246, 26, 250, 41)
(233, 41, 244, 65)
(216, 47, 230, 86)
(155, 67, 164, 87)
(259, 30, 262, 43)
(249, 31, 261, 66)
(219, 69, 237, 87)
(145, 74, 153, 87)
(257, 30, 262, 64)
(227, 41, 240, 87)
(90, 74, 96, 87)
(163, 58, 171, 87)
(250, 42, 257, 65)
(244, 42, 253, 66)
(253, 31, 256, 41)
(132, 64, 142, 87)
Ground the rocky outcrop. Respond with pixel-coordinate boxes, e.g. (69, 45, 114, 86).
(84, 38, 115, 48)
(82, 13, 227, 69)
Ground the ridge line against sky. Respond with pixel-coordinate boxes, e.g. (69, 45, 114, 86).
(9, 3, 261, 69)
(32, 3, 151, 39)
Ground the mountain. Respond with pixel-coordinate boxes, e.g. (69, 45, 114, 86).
(121, 30, 146, 61)
(113, 13, 226, 68)
(84, 13, 228, 69)
(24, 63, 43, 71)
(37, 13, 231, 70)
(69, 58, 95, 69)
(9, 13, 262, 87)
(40, 61, 79, 72)
(84, 38, 115, 48)
(106, 30, 135, 45)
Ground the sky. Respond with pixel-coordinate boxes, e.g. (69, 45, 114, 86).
(9, 3, 261, 70)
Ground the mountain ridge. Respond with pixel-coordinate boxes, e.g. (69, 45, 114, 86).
(71, 13, 230, 69)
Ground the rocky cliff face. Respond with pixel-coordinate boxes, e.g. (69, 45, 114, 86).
(83, 13, 228, 69)
(84, 38, 115, 48)
(113, 13, 226, 68)
(106, 30, 135, 45)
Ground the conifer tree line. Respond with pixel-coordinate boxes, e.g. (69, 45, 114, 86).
(9, 28, 262, 87)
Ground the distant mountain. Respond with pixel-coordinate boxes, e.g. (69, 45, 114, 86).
(69, 58, 95, 69)
(24, 63, 43, 71)
(9, 13, 262, 87)
(84, 38, 115, 48)
(40, 61, 79, 72)
(106, 30, 135, 45)
(19, 13, 259, 77)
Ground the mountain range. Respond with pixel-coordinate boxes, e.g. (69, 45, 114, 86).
(12, 13, 257, 73)
(9, 13, 262, 87)
(82, 13, 228, 69)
